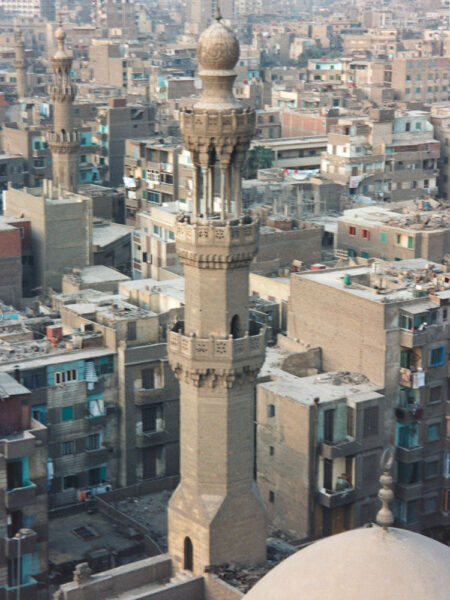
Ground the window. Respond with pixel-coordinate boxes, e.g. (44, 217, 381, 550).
(347, 248, 356, 257)
(62, 441, 73, 455)
(267, 404, 275, 418)
(394, 499, 418, 523)
(348, 226, 356, 236)
(361, 251, 369, 259)
(87, 396, 105, 417)
(346, 406, 355, 437)
(63, 475, 78, 490)
(270, 446, 275, 456)
(127, 321, 137, 341)
(361, 229, 370, 240)
(407, 236, 414, 249)
(269, 490, 275, 503)
(363, 406, 378, 437)
(423, 496, 437, 515)
(429, 346, 445, 367)
(429, 386, 441, 404)
(142, 404, 163, 432)
(379, 232, 387, 243)
(324, 409, 335, 443)
(425, 460, 439, 479)
(87, 433, 101, 451)
(61, 406, 74, 421)
(55, 369, 77, 384)
(427, 423, 440, 442)
(142, 368, 155, 389)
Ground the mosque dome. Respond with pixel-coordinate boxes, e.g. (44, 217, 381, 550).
(196, 12, 239, 72)
(243, 524, 450, 600)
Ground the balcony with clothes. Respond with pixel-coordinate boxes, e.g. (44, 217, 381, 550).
(399, 347, 425, 389)
(399, 306, 446, 348)
(317, 455, 356, 508)
(395, 387, 423, 423)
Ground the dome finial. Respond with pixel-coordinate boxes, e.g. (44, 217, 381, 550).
(215, 1, 222, 21)
(376, 448, 394, 530)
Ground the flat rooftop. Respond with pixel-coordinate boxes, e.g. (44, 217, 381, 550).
(296, 259, 449, 304)
(64, 265, 130, 285)
(260, 347, 382, 406)
(92, 222, 133, 248)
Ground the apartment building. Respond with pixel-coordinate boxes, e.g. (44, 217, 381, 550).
(0, 281, 183, 508)
(124, 138, 189, 225)
(307, 60, 345, 85)
(430, 104, 450, 201)
(0, 0, 54, 19)
(390, 56, 450, 104)
(257, 353, 384, 539)
(254, 137, 327, 171)
(287, 259, 450, 533)
(92, 98, 155, 187)
(337, 202, 450, 263)
(321, 109, 440, 203)
(0, 372, 48, 600)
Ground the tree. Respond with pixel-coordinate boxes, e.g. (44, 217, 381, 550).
(246, 146, 275, 179)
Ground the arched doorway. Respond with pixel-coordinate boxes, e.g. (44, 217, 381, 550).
(230, 314, 240, 339)
(184, 536, 193, 571)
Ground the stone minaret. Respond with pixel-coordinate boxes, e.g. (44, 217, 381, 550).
(168, 8, 267, 576)
(14, 30, 28, 100)
(47, 24, 79, 193)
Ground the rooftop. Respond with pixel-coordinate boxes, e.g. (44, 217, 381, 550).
(296, 259, 449, 304)
(64, 265, 130, 286)
(92, 222, 133, 249)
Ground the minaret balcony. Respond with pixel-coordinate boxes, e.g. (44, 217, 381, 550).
(175, 215, 259, 267)
(180, 106, 255, 141)
(47, 130, 80, 147)
(168, 322, 265, 373)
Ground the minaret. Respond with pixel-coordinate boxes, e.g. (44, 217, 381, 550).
(14, 30, 28, 100)
(168, 7, 266, 575)
(47, 23, 79, 193)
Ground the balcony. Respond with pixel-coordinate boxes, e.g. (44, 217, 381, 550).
(319, 438, 361, 460)
(395, 481, 422, 502)
(317, 487, 356, 508)
(399, 368, 425, 389)
(0, 431, 36, 460)
(2, 530, 37, 558)
(135, 387, 164, 406)
(400, 324, 449, 348)
(86, 448, 109, 468)
(136, 429, 167, 448)
(4, 483, 37, 510)
(395, 404, 423, 423)
(396, 445, 423, 463)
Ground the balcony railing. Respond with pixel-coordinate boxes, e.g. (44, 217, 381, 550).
(0, 431, 36, 460)
(395, 481, 422, 502)
(319, 438, 361, 460)
(396, 445, 423, 463)
(4, 483, 37, 510)
(317, 487, 356, 508)
(135, 387, 164, 405)
(2, 529, 37, 558)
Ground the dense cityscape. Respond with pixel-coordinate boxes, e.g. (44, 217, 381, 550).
(0, 0, 449, 598)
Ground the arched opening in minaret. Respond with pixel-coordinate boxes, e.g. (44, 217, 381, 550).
(230, 314, 240, 339)
(183, 536, 193, 571)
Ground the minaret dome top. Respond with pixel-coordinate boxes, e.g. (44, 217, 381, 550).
(196, 12, 239, 73)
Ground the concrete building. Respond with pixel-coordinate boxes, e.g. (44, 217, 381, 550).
(0, 372, 48, 600)
(4, 182, 92, 293)
(321, 109, 440, 203)
(430, 104, 450, 201)
(254, 137, 327, 172)
(167, 13, 267, 575)
(287, 259, 450, 534)
(93, 98, 155, 187)
(92, 221, 133, 276)
(390, 56, 450, 104)
(257, 350, 385, 539)
(337, 202, 450, 263)
(0, 0, 54, 19)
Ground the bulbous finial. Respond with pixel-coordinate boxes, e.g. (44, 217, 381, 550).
(197, 9, 239, 72)
(376, 448, 394, 531)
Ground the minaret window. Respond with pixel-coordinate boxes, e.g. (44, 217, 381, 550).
(184, 537, 193, 571)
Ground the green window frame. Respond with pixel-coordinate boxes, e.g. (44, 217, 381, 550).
(426, 423, 440, 442)
(408, 236, 414, 249)
(361, 251, 369, 259)
(379, 232, 387, 243)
